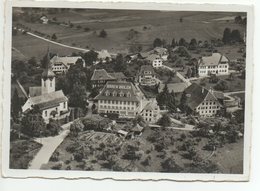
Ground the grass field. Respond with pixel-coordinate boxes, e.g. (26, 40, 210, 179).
(12, 8, 246, 59)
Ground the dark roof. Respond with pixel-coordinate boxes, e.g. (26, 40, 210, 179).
(185, 83, 222, 110)
(94, 81, 140, 102)
(91, 69, 115, 81)
(138, 65, 155, 76)
(28, 90, 67, 110)
(42, 49, 55, 79)
(159, 82, 187, 93)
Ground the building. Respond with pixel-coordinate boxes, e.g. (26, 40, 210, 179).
(50, 55, 85, 74)
(158, 82, 188, 95)
(183, 83, 224, 117)
(153, 47, 168, 61)
(94, 81, 145, 118)
(137, 65, 158, 86)
(40, 15, 48, 24)
(140, 101, 161, 123)
(91, 69, 127, 88)
(198, 53, 229, 77)
(22, 49, 70, 123)
(146, 54, 163, 68)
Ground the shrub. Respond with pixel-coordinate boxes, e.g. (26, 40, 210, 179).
(73, 150, 85, 162)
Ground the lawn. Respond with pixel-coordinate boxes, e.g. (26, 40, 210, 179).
(9, 139, 42, 169)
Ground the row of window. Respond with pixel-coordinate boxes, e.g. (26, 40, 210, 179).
(198, 106, 219, 110)
(104, 91, 131, 97)
(200, 109, 217, 114)
(99, 105, 135, 110)
(201, 101, 216, 105)
(99, 100, 136, 105)
(200, 65, 228, 69)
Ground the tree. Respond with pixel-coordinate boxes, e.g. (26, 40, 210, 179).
(99, 29, 107, 38)
(186, 67, 192, 78)
(156, 83, 169, 109)
(189, 38, 197, 50)
(46, 119, 61, 136)
(21, 106, 46, 137)
(171, 38, 177, 48)
(153, 38, 162, 48)
(179, 38, 187, 47)
(214, 80, 229, 91)
(114, 54, 126, 72)
(70, 119, 84, 137)
(231, 29, 242, 42)
(222, 28, 231, 44)
(68, 83, 88, 108)
(167, 90, 176, 113)
(234, 15, 242, 24)
(83, 50, 98, 66)
(158, 114, 171, 127)
(11, 88, 22, 119)
(129, 43, 142, 53)
(51, 33, 57, 41)
(161, 157, 183, 172)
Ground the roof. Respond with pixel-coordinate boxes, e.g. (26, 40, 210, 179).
(28, 90, 68, 110)
(108, 72, 127, 80)
(184, 83, 209, 110)
(98, 50, 111, 60)
(117, 130, 128, 136)
(51, 55, 84, 66)
(91, 69, 115, 81)
(199, 53, 229, 66)
(159, 82, 188, 93)
(94, 81, 141, 102)
(142, 101, 159, 111)
(42, 49, 55, 79)
(131, 124, 144, 132)
(139, 52, 150, 59)
(29, 87, 42, 97)
(138, 65, 155, 76)
(153, 47, 168, 55)
(146, 54, 161, 62)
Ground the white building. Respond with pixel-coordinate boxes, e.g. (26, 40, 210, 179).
(40, 15, 48, 24)
(96, 49, 112, 64)
(22, 49, 70, 123)
(137, 65, 158, 86)
(140, 101, 161, 123)
(50, 55, 85, 74)
(198, 53, 229, 77)
(146, 54, 163, 68)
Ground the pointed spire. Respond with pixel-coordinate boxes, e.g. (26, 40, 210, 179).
(42, 47, 55, 79)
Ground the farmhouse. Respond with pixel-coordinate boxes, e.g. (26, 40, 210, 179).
(22, 50, 70, 123)
(137, 65, 158, 86)
(50, 55, 85, 74)
(198, 53, 229, 77)
(183, 83, 224, 117)
(140, 100, 161, 123)
(146, 54, 163, 68)
(94, 81, 145, 118)
(153, 47, 168, 61)
(91, 69, 127, 88)
(97, 49, 112, 63)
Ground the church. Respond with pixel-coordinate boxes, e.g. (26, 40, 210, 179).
(22, 49, 70, 123)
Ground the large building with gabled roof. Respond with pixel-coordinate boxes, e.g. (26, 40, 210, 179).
(183, 83, 224, 117)
(198, 53, 229, 76)
(22, 49, 70, 123)
(94, 81, 145, 118)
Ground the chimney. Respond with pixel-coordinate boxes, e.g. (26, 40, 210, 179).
(202, 87, 204, 93)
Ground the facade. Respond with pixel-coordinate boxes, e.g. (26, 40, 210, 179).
(137, 65, 158, 86)
(140, 101, 161, 123)
(153, 47, 168, 61)
(22, 49, 70, 123)
(183, 83, 224, 117)
(91, 69, 127, 88)
(94, 81, 145, 118)
(146, 54, 163, 68)
(50, 55, 85, 74)
(198, 53, 229, 77)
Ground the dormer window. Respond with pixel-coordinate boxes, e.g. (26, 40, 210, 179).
(105, 90, 110, 96)
(119, 91, 124, 97)
(113, 91, 117, 97)
(127, 92, 131, 97)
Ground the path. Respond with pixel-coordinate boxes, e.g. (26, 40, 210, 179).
(29, 122, 73, 169)
(224, 91, 245, 96)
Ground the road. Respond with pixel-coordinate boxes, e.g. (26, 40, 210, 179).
(29, 122, 73, 169)
(223, 91, 245, 96)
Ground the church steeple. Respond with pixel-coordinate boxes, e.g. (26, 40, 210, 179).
(41, 47, 55, 94)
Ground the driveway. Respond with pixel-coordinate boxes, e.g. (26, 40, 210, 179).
(29, 122, 73, 169)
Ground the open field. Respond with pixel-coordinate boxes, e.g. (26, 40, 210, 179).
(13, 8, 246, 58)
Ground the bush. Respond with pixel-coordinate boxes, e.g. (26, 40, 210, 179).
(73, 150, 85, 162)
(99, 29, 107, 38)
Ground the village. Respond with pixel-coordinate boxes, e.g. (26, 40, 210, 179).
(10, 8, 246, 173)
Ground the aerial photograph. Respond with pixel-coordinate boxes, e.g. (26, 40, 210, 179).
(10, 7, 246, 174)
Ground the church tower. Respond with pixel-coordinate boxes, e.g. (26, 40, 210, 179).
(41, 48, 55, 94)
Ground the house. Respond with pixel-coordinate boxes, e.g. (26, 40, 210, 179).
(40, 15, 48, 24)
(90, 69, 127, 88)
(153, 47, 168, 61)
(198, 53, 229, 77)
(140, 100, 161, 123)
(146, 54, 163, 68)
(96, 49, 111, 63)
(182, 83, 224, 117)
(94, 81, 145, 118)
(50, 55, 85, 74)
(137, 65, 158, 86)
(158, 82, 188, 94)
(22, 49, 70, 123)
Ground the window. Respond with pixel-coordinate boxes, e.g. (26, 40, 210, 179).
(45, 110, 47, 117)
(63, 102, 66, 109)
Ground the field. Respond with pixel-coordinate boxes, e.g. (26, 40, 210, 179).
(45, 126, 243, 173)
(12, 8, 246, 60)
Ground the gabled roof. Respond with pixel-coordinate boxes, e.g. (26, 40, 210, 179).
(138, 65, 155, 76)
(94, 81, 140, 102)
(142, 101, 159, 111)
(91, 69, 115, 81)
(28, 90, 67, 110)
(159, 82, 188, 93)
(146, 54, 161, 62)
(51, 55, 84, 66)
(108, 72, 127, 80)
(153, 47, 168, 55)
(199, 53, 229, 66)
